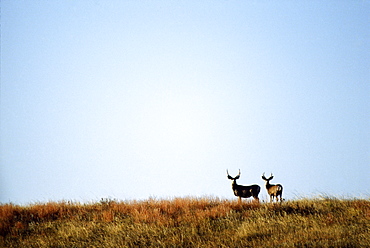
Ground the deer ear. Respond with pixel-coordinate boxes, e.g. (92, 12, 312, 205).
(235, 174, 240, 179)
(227, 175, 234, 180)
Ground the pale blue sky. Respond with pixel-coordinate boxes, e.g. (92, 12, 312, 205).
(1, 1, 369, 204)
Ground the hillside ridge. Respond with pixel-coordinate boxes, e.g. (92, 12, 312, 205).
(1, 197, 369, 247)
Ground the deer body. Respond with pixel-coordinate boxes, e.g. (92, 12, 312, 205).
(262, 173, 283, 202)
(227, 170, 260, 203)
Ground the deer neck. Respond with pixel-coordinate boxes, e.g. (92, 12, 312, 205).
(232, 180, 238, 189)
(265, 181, 272, 189)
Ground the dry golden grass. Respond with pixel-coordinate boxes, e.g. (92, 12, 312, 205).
(1, 196, 369, 247)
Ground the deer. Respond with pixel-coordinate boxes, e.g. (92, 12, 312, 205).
(227, 169, 260, 203)
(262, 173, 283, 202)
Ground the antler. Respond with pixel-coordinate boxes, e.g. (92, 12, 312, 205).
(262, 172, 267, 180)
(262, 172, 274, 180)
(227, 169, 241, 180)
(227, 170, 233, 180)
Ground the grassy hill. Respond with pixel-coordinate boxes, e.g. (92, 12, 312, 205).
(1, 197, 369, 247)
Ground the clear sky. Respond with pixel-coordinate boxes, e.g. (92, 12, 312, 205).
(1, 1, 369, 204)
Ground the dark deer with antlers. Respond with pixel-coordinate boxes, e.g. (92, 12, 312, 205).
(262, 173, 283, 202)
(227, 169, 260, 203)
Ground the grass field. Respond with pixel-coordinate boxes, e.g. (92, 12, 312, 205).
(1, 196, 369, 247)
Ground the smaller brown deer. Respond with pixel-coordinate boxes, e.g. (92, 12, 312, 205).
(262, 173, 283, 202)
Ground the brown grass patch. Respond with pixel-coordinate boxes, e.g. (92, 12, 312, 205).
(1, 197, 369, 247)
